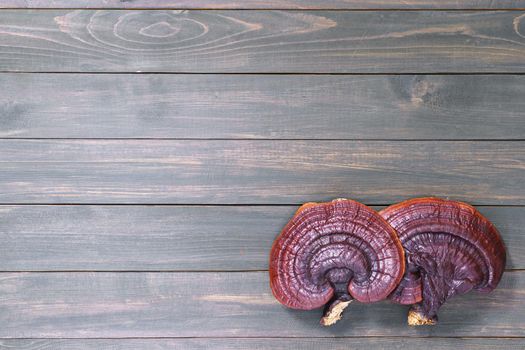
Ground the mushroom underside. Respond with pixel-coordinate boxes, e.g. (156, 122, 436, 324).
(270, 199, 404, 326)
(397, 233, 486, 325)
(271, 197, 505, 327)
(380, 198, 506, 326)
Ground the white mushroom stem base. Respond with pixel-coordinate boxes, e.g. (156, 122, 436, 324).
(320, 298, 352, 326)
(407, 306, 438, 326)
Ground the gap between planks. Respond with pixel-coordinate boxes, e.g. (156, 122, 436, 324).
(1, 336, 524, 339)
(0, 269, 522, 273)
(3, 138, 525, 141)
(1, 203, 525, 207)
(1, 8, 525, 11)
(4, 72, 525, 75)
(1, 204, 525, 207)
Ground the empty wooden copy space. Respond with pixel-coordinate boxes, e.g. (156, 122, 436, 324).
(0, 1, 524, 349)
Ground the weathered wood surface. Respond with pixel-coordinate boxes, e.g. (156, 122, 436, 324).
(1, 140, 523, 204)
(1, 11, 525, 73)
(0, 338, 523, 350)
(0, 205, 522, 271)
(2, 1, 524, 345)
(3, 0, 525, 10)
(2, 74, 525, 139)
(0, 271, 522, 337)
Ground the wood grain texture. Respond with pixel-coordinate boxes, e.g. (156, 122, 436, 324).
(3, 74, 525, 139)
(2, 0, 525, 10)
(0, 271, 522, 337)
(1, 338, 523, 350)
(0, 205, 522, 271)
(1, 10, 525, 73)
(1, 140, 524, 205)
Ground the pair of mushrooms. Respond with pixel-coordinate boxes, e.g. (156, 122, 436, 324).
(269, 197, 506, 326)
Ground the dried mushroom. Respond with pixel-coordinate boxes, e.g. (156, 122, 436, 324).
(270, 199, 405, 326)
(380, 197, 506, 326)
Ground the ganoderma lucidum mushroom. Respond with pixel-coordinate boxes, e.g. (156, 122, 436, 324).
(270, 198, 405, 326)
(379, 197, 506, 326)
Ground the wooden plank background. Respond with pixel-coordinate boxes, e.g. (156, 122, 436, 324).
(0, 1, 523, 349)
(1, 10, 525, 73)
(1, 205, 524, 271)
(2, 74, 525, 139)
(1, 338, 524, 350)
(2, 0, 525, 9)
(0, 271, 523, 337)
(1, 140, 524, 204)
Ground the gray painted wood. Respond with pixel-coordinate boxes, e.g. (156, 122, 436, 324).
(2, 0, 525, 9)
(0, 140, 523, 205)
(0, 205, 522, 271)
(0, 271, 522, 337)
(2, 3, 524, 345)
(0, 338, 523, 350)
(2, 74, 525, 139)
(1, 11, 525, 73)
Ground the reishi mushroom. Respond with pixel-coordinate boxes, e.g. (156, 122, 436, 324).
(269, 198, 405, 326)
(379, 197, 506, 326)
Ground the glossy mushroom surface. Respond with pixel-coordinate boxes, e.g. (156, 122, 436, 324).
(270, 199, 405, 326)
(380, 197, 506, 326)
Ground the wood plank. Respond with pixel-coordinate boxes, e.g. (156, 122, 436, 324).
(3, 74, 525, 139)
(0, 140, 524, 205)
(0, 271, 523, 337)
(0, 205, 522, 271)
(1, 11, 525, 73)
(2, 0, 525, 10)
(0, 338, 523, 350)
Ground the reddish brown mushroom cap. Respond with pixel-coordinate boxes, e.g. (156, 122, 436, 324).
(379, 197, 506, 325)
(269, 199, 405, 325)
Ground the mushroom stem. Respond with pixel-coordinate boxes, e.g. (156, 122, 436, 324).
(320, 283, 353, 326)
(408, 272, 445, 326)
(320, 294, 352, 327)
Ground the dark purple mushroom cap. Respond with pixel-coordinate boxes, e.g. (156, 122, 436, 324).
(379, 197, 506, 325)
(269, 199, 405, 316)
